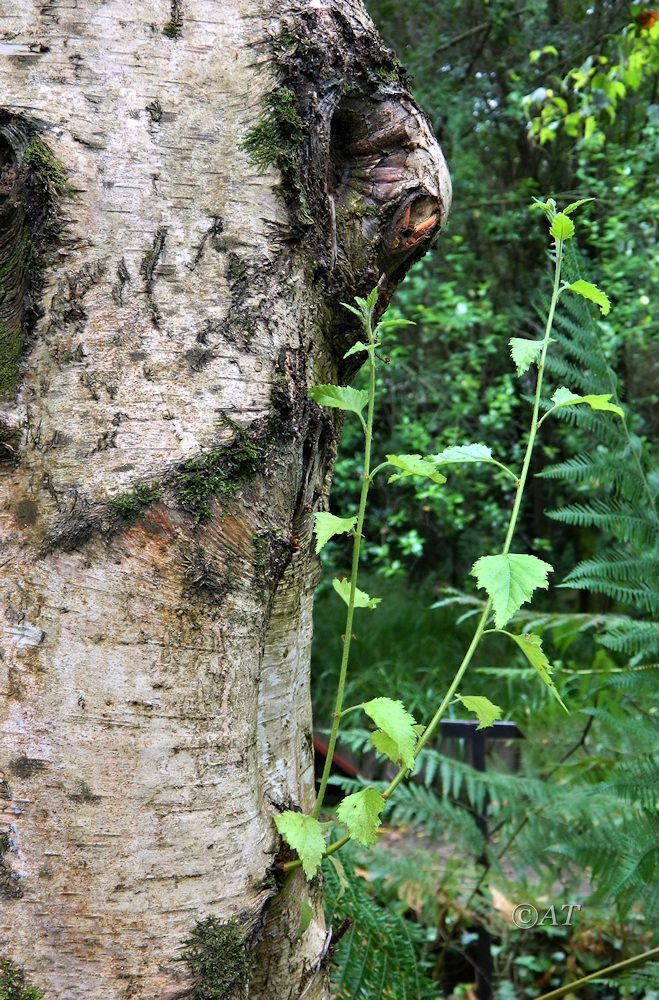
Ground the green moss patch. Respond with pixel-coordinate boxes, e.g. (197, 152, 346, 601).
(109, 483, 161, 520)
(0, 121, 67, 402)
(22, 137, 67, 197)
(0, 834, 22, 900)
(242, 88, 305, 174)
(0, 960, 41, 1000)
(0, 324, 21, 400)
(180, 917, 253, 1000)
(177, 424, 261, 524)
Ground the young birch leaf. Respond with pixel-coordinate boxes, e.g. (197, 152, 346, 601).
(471, 553, 554, 629)
(386, 454, 447, 485)
(563, 197, 595, 215)
(565, 279, 611, 315)
(343, 340, 371, 359)
(549, 213, 575, 241)
(371, 729, 405, 764)
(296, 900, 314, 939)
(309, 384, 369, 416)
(432, 443, 493, 464)
(504, 632, 568, 710)
(365, 286, 379, 310)
(362, 697, 417, 770)
(456, 694, 503, 729)
(551, 386, 623, 419)
(274, 811, 326, 881)
(341, 302, 364, 319)
(377, 318, 415, 330)
(314, 512, 357, 553)
(336, 788, 385, 847)
(332, 578, 381, 609)
(509, 338, 544, 375)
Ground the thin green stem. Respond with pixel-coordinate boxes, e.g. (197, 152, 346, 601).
(536, 946, 659, 999)
(384, 237, 565, 800)
(312, 316, 377, 819)
(369, 461, 391, 480)
(502, 240, 563, 555)
(288, 233, 567, 872)
(383, 597, 493, 799)
(491, 459, 520, 481)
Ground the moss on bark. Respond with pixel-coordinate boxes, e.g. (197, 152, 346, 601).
(0, 960, 42, 1000)
(180, 917, 254, 1000)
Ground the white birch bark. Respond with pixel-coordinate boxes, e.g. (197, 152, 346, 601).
(0, 1, 450, 996)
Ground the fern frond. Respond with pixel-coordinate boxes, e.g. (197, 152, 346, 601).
(539, 453, 649, 499)
(323, 855, 436, 999)
(564, 550, 659, 583)
(558, 577, 658, 613)
(598, 621, 659, 656)
(546, 499, 656, 542)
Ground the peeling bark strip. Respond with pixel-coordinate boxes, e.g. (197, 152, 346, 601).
(0, 1, 449, 997)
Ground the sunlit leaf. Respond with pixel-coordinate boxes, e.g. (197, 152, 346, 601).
(343, 340, 371, 359)
(502, 631, 568, 710)
(550, 386, 623, 418)
(309, 384, 368, 416)
(336, 788, 385, 847)
(313, 512, 356, 553)
(472, 553, 554, 629)
(386, 454, 447, 485)
(456, 694, 503, 729)
(509, 338, 544, 375)
(332, 578, 381, 609)
(565, 279, 611, 315)
(432, 443, 493, 464)
(549, 213, 575, 240)
(274, 811, 326, 881)
(563, 197, 595, 215)
(363, 697, 417, 770)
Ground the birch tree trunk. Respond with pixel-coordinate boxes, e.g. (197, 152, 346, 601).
(0, 1, 450, 997)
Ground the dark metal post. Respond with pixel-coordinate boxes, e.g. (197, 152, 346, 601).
(440, 720, 524, 1000)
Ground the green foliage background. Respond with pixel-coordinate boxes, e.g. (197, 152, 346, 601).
(311, 2, 658, 996)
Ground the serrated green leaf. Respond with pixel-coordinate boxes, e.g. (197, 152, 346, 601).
(563, 197, 595, 215)
(327, 855, 348, 900)
(296, 899, 314, 939)
(456, 694, 503, 729)
(309, 384, 369, 416)
(565, 279, 611, 315)
(509, 338, 544, 375)
(365, 286, 379, 309)
(341, 302, 364, 319)
(363, 697, 417, 770)
(386, 454, 447, 485)
(274, 811, 326, 881)
(371, 729, 404, 764)
(551, 386, 623, 418)
(332, 578, 381, 609)
(377, 318, 415, 329)
(343, 340, 371, 359)
(336, 788, 385, 847)
(432, 443, 493, 464)
(549, 213, 575, 240)
(503, 631, 568, 710)
(471, 553, 554, 629)
(313, 512, 356, 553)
